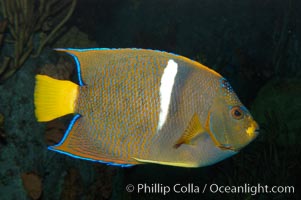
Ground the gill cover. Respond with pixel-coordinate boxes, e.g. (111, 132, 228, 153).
(208, 78, 256, 150)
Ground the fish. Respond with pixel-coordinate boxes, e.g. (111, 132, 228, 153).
(34, 48, 259, 168)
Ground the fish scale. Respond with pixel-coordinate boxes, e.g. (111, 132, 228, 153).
(74, 54, 163, 163)
(71, 50, 221, 165)
(34, 48, 259, 167)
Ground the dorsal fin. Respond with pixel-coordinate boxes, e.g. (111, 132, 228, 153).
(55, 48, 112, 86)
(55, 48, 222, 87)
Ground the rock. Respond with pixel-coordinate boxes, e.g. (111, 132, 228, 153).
(21, 172, 42, 200)
(36, 57, 75, 80)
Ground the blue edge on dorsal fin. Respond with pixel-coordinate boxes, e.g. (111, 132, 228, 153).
(54, 47, 181, 87)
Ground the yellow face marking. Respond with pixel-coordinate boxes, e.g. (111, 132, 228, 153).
(246, 121, 257, 137)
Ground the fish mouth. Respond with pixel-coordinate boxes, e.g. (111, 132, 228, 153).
(246, 121, 260, 138)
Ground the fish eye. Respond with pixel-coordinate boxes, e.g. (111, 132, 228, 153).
(230, 106, 244, 120)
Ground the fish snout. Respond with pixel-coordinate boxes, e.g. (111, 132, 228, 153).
(246, 120, 260, 139)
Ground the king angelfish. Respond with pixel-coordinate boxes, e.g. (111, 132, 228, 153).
(34, 48, 259, 167)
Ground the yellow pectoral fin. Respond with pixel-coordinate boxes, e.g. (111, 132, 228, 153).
(173, 113, 206, 149)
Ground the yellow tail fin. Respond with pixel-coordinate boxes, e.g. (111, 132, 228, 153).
(34, 75, 79, 122)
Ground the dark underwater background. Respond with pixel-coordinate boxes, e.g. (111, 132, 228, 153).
(0, 0, 300, 199)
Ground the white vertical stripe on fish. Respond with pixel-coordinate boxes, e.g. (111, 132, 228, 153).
(157, 59, 178, 131)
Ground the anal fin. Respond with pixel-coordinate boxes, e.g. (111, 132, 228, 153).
(49, 114, 135, 167)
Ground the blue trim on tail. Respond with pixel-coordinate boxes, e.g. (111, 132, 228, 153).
(48, 114, 134, 167)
